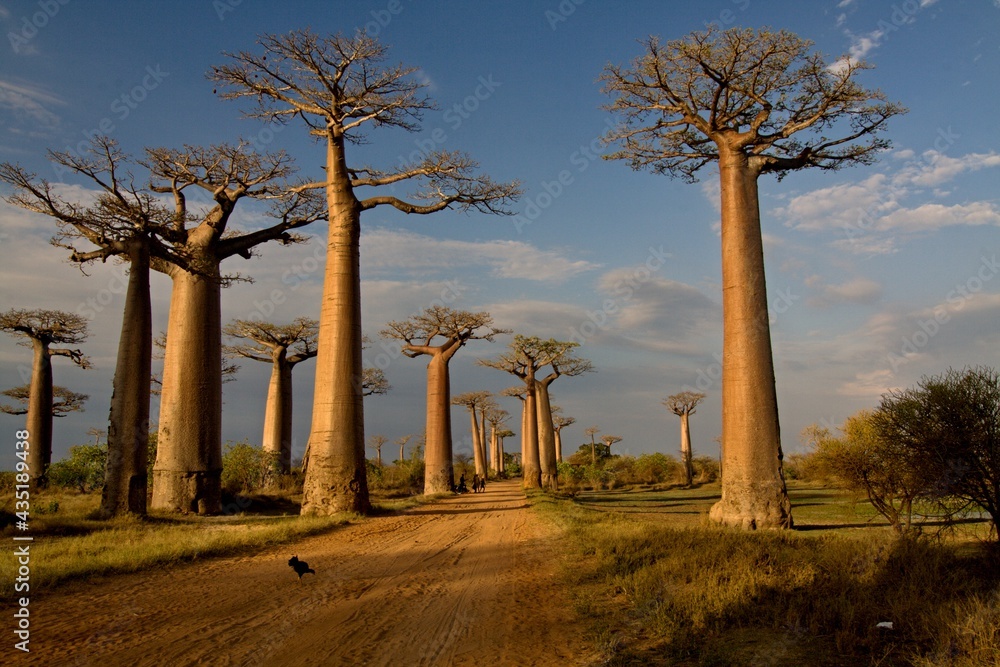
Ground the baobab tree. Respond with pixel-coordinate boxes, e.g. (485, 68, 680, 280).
(485, 405, 511, 474)
(0, 141, 188, 512)
(395, 434, 412, 463)
(0, 309, 90, 489)
(664, 391, 706, 487)
(368, 434, 388, 467)
(602, 27, 904, 529)
(145, 143, 324, 514)
(223, 317, 319, 474)
(1, 385, 87, 418)
(602, 435, 623, 456)
(585, 426, 601, 465)
(452, 391, 494, 480)
(552, 413, 576, 463)
(500, 385, 531, 479)
(381, 307, 507, 493)
(483, 336, 589, 489)
(212, 30, 520, 515)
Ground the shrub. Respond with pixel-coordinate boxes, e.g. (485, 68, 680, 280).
(220, 440, 274, 494)
(47, 443, 107, 492)
(691, 456, 719, 483)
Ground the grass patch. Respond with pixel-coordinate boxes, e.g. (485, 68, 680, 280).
(533, 486, 1000, 666)
(0, 488, 350, 600)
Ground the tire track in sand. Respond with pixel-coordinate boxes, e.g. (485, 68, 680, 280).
(15, 481, 595, 667)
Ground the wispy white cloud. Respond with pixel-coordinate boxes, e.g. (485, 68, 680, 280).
(807, 276, 883, 307)
(0, 77, 64, 132)
(362, 227, 599, 282)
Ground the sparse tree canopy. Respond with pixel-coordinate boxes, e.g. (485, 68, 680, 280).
(212, 29, 520, 515)
(1, 385, 87, 417)
(603, 27, 904, 530)
(664, 391, 705, 416)
(0, 309, 90, 362)
(223, 318, 319, 364)
(602, 26, 906, 182)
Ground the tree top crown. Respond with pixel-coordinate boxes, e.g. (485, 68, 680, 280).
(602, 26, 906, 181)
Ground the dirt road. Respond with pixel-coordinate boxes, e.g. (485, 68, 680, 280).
(18, 481, 593, 666)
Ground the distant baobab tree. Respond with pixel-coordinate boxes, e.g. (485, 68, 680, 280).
(500, 385, 529, 477)
(223, 317, 319, 474)
(552, 413, 576, 463)
(602, 435, 622, 456)
(485, 405, 511, 475)
(368, 434, 388, 467)
(212, 29, 521, 515)
(395, 434, 413, 463)
(381, 307, 507, 493)
(144, 142, 324, 515)
(603, 27, 904, 529)
(482, 336, 588, 490)
(0, 309, 90, 489)
(664, 391, 706, 486)
(452, 391, 495, 480)
(585, 426, 601, 466)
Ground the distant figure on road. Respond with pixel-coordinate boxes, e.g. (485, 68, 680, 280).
(477, 476, 486, 493)
(456, 474, 467, 493)
(472, 473, 480, 493)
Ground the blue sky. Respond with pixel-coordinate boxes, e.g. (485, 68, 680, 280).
(1, 0, 999, 470)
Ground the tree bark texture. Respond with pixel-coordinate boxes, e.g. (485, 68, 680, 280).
(153, 251, 223, 514)
(535, 380, 558, 491)
(423, 353, 454, 494)
(101, 242, 152, 516)
(25, 339, 53, 488)
(302, 133, 370, 515)
(679, 412, 694, 487)
(262, 348, 293, 474)
(708, 146, 792, 529)
(522, 385, 541, 489)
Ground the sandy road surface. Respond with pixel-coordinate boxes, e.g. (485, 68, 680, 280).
(14, 481, 594, 666)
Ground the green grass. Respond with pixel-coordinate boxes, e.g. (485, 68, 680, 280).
(533, 484, 1000, 666)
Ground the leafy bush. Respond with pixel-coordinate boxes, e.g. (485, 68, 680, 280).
(47, 443, 107, 492)
(221, 440, 275, 494)
(691, 456, 719, 483)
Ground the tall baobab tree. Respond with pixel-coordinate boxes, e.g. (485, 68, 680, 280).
(552, 413, 576, 463)
(0, 310, 89, 489)
(602, 435, 623, 456)
(532, 340, 593, 489)
(381, 307, 507, 493)
(664, 391, 706, 486)
(485, 405, 511, 475)
(223, 317, 319, 474)
(501, 385, 531, 478)
(212, 30, 520, 515)
(452, 391, 494, 480)
(482, 336, 589, 489)
(602, 27, 904, 529)
(1, 140, 186, 513)
(585, 426, 601, 465)
(145, 143, 324, 514)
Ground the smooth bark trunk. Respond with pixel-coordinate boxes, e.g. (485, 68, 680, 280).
(535, 381, 558, 491)
(101, 242, 152, 516)
(423, 353, 453, 494)
(477, 409, 488, 478)
(708, 147, 792, 530)
(25, 339, 53, 489)
(302, 132, 370, 515)
(680, 412, 694, 487)
(262, 349, 293, 474)
(522, 384, 541, 489)
(152, 255, 223, 514)
(469, 408, 485, 478)
(554, 429, 563, 464)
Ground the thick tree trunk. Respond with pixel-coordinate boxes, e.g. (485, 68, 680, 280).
(554, 429, 563, 464)
(25, 339, 53, 489)
(477, 408, 488, 479)
(522, 385, 541, 489)
(423, 353, 454, 494)
(302, 132, 370, 515)
(679, 412, 694, 487)
(262, 349, 293, 474)
(101, 242, 152, 516)
(708, 147, 792, 530)
(152, 255, 223, 515)
(535, 381, 558, 491)
(469, 407, 485, 478)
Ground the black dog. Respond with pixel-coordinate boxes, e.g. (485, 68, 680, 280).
(288, 555, 315, 579)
